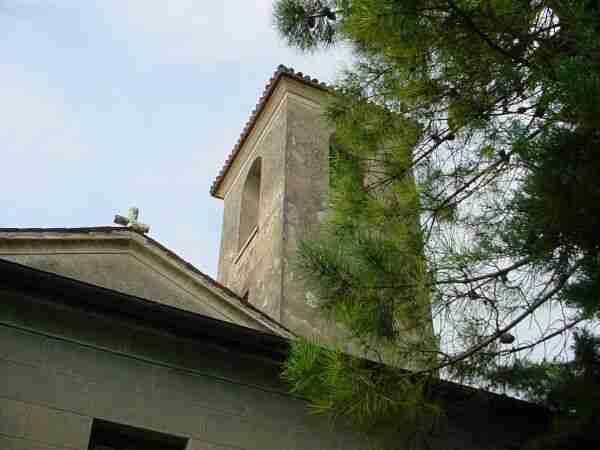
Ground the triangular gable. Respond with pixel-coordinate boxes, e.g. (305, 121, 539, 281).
(0, 227, 292, 337)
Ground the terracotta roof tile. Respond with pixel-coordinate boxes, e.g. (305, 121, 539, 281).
(210, 65, 330, 198)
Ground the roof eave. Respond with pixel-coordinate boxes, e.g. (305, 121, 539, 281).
(210, 65, 330, 199)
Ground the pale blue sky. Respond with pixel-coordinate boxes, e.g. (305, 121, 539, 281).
(0, 1, 350, 276)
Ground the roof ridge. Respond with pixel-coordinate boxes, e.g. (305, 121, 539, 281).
(210, 65, 330, 198)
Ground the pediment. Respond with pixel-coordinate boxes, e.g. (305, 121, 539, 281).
(0, 227, 290, 337)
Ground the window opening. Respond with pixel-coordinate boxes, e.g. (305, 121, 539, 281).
(87, 419, 188, 450)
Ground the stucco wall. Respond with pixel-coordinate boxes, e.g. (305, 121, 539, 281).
(1, 252, 234, 322)
(217, 93, 287, 320)
(216, 78, 348, 346)
(0, 231, 280, 334)
(0, 286, 549, 450)
(279, 88, 341, 343)
(0, 287, 375, 450)
(216, 78, 336, 330)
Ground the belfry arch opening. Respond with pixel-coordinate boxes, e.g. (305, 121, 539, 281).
(238, 157, 262, 251)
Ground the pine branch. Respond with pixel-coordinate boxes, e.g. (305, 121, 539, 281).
(445, 0, 530, 67)
(490, 317, 586, 357)
(411, 265, 578, 377)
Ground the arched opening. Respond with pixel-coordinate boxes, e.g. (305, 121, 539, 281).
(238, 157, 262, 251)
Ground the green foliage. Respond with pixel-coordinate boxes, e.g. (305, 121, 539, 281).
(510, 127, 600, 260)
(483, 331, 600, 449)
(282, 338, 445, 439)
(272, 0, 339, 50)
(273, 0, 600, 448)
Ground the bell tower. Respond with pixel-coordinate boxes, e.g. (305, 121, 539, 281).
(211, 66, 335, 338)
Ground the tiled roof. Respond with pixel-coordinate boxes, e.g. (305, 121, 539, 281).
(210, 65, 330, 198)
(0, 226, 293, 336)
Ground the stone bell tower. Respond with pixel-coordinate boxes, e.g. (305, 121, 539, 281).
(211, 66, 336, 339)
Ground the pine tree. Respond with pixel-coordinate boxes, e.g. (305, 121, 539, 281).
(273, 1, 600, 448)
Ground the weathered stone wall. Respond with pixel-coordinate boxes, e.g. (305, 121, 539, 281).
(279, 89, 342, 343)
(216, 78, 336, 330)
(0, 287, 374, 450)
(217, 95, 287, 320)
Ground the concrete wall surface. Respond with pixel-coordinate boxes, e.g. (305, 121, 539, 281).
(0, 287, 375, 450)
(280, 85, 337, 342)
(0, 231, 274, 333)
(216, 77, 334, 329)
(0, 286, 546, 450)
(217, 86, 287, 320)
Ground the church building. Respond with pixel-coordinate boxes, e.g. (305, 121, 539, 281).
(0, 66, 547, 450)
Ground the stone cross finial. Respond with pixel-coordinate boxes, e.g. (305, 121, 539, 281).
(113, 206, 150, 233)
